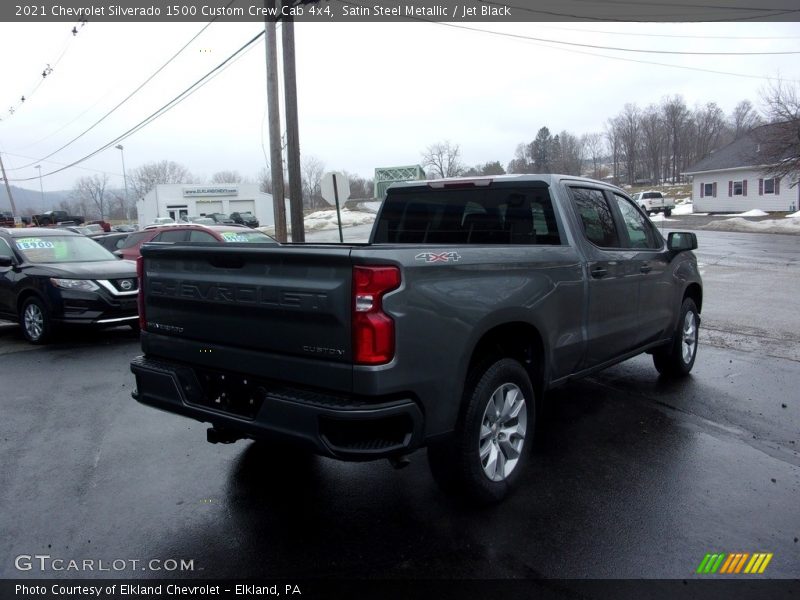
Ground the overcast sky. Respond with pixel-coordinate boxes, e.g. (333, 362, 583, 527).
(0, 19, 798, 194)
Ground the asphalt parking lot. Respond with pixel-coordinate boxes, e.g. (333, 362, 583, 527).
(0, 229, 798, 584)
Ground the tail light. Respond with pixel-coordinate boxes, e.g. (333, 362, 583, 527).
(352, 265, 401, 365)
(136, 256, 146, 331)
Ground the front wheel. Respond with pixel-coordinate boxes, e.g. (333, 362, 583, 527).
(428, 357, 534, 504)
(20, 297, 54, 344)
(653, 298, 699, 377)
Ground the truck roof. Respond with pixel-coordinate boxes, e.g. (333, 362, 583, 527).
(388, 174, 623, 193)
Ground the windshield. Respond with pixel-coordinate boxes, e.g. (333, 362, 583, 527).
(14, 235, 117, 263)
(218, 230, 275, 243)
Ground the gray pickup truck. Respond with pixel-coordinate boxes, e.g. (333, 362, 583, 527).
(131, 175, 702, 503)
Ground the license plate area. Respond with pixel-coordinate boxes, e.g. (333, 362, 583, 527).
(188, 367, 265, 419)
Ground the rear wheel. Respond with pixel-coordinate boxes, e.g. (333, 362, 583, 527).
(664, 207, 673, 217)
(653, 298, 699, 377)
(428, 357, 534, 504)
(20, 297, 54, 344)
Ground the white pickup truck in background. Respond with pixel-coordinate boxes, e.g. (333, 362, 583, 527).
(631, 191, 674, 216)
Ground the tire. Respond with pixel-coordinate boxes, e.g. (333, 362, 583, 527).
(428, 357, 534, 504)
(653, 298, 699, 377)
(641, 205, 649, 214)
(20, 297, 54, 344)
(664, 207, 672, 217)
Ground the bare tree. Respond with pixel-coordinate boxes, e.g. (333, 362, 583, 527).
(422, 141, 464, 178)
(618, 104, 642, 185)
(301, 155, 326, 209)
(691, 102, 727, 165)
(731, 100, 762, 140)
(72, 174, 109, 220)
(662, 96, 690, 183)
(343, 171, 374, 199)
(129, 160, 192, 200)
(507, 143, 533, 174)
(605, 118, 623, 184)
(640, 106, 665, 185)
(582, 133, 605, 180)
(210, 170, 244, 184)
(758, 80, 800, 180)
(257, 167, 273, 195)
(554, 131, 584, 175)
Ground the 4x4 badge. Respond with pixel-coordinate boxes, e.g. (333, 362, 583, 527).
(415, 252, 461, 263)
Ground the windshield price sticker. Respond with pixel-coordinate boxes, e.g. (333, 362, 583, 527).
(221, 232, 248, 243)
(15, 238, 54, 250)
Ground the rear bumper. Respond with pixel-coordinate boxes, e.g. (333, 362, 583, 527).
(130, 355, 424, 460)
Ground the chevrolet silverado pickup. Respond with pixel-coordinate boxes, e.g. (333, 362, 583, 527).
(130, 175, 702, 503)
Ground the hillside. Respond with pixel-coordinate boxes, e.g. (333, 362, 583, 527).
(0, 185, 72, 214)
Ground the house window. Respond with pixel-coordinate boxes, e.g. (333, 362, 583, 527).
(733, 181, 743, 196)
(763, 178, 776, 194)
(703, 183, 713, 197)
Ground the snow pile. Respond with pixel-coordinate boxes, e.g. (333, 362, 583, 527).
(355, 201, 383, 214)
(729, 209, 770, 217)
(703, 217, 800, 235)
(649, 214, 677, 222)
(785, 210, 800, 219)
(672, 204, 694, 216)
(304, 208, 376, 231)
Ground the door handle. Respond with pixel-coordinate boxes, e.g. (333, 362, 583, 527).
(640, 262, 652, 274)
(591, 267, 608, 279)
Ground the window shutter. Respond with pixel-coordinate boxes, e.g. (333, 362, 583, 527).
(700, 184, 704, 198)
(776, 177, 781, 195)
(713, 182, 717, 197)
(759, 178, 763, 195)
(743, 180, 748, 196)
(728, 181, 732, 197)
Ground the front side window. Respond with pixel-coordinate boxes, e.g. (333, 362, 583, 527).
(0, 238, 14, 260)
(569, 187, 620, 248)
(613, 194, 661, 249)
(217, 230, 275, 243)
(13, 235, 115, 263)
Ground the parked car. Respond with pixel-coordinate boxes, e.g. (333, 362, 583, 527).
(0, 211, 14, 228)
(0, 227, 138, 343)
(149, 217, 176, 226)
(131, 174, 702, 504)
(631, 191, 674, 216)
(185, 216, 215, 225)
(92, 232, 131, 254)
(115, 223, 277, 260)
(203, 212, 236, 225)
(58, 225, 96, 236)
(85, 220, 112, 232)
(29, 210, 85, 226)
(112, 224, 138, 233)
(229, 211, 259, 227)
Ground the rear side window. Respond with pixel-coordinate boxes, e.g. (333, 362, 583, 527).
(569, 187, 621, 248)
(153, 230, 188, 243)
(374, 187, 561, 245)
(120, 231, 154, 249)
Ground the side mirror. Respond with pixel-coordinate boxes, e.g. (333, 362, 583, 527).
(0, 256, 14, 267)
(668, 231, 697, 252)
(113, 250, 123, 259)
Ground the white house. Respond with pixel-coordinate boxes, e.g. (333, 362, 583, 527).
(684, 125, 799, 213)
(136, 183, 281, 228)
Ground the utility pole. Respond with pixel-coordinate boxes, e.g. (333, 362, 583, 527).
(265, 0, 287, 242)
(35, 165, 44, 208)
(115, 145, 130, 221)
(0, 152, 18, 221)
(282, 16, 305, 242)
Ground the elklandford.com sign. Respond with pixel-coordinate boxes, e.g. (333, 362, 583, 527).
(183, 187, 238, 197)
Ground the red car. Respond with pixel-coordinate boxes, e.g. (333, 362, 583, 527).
(115, 224, 277, 260)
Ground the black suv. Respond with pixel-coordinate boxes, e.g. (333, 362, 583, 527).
(229, 211, 259, 227)
(0, 228, 138, 343)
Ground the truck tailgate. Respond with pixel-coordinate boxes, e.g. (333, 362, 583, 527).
(140, 243, 353, 362)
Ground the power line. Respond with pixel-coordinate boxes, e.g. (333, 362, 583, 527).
(536, 23, 800, 40)
(8, 30, 265, 183)
(443, 22, 800, 83)
(476, 0, 800, 21)
(8, 4, 236, 171)
(1, 21, 87, 122)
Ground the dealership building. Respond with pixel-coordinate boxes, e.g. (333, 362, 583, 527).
(136, 183, 280, 228)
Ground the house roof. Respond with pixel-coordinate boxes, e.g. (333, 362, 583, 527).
(684, 123, 798, 175)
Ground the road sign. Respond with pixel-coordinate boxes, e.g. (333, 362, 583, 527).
(320, 171, 351, 243)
